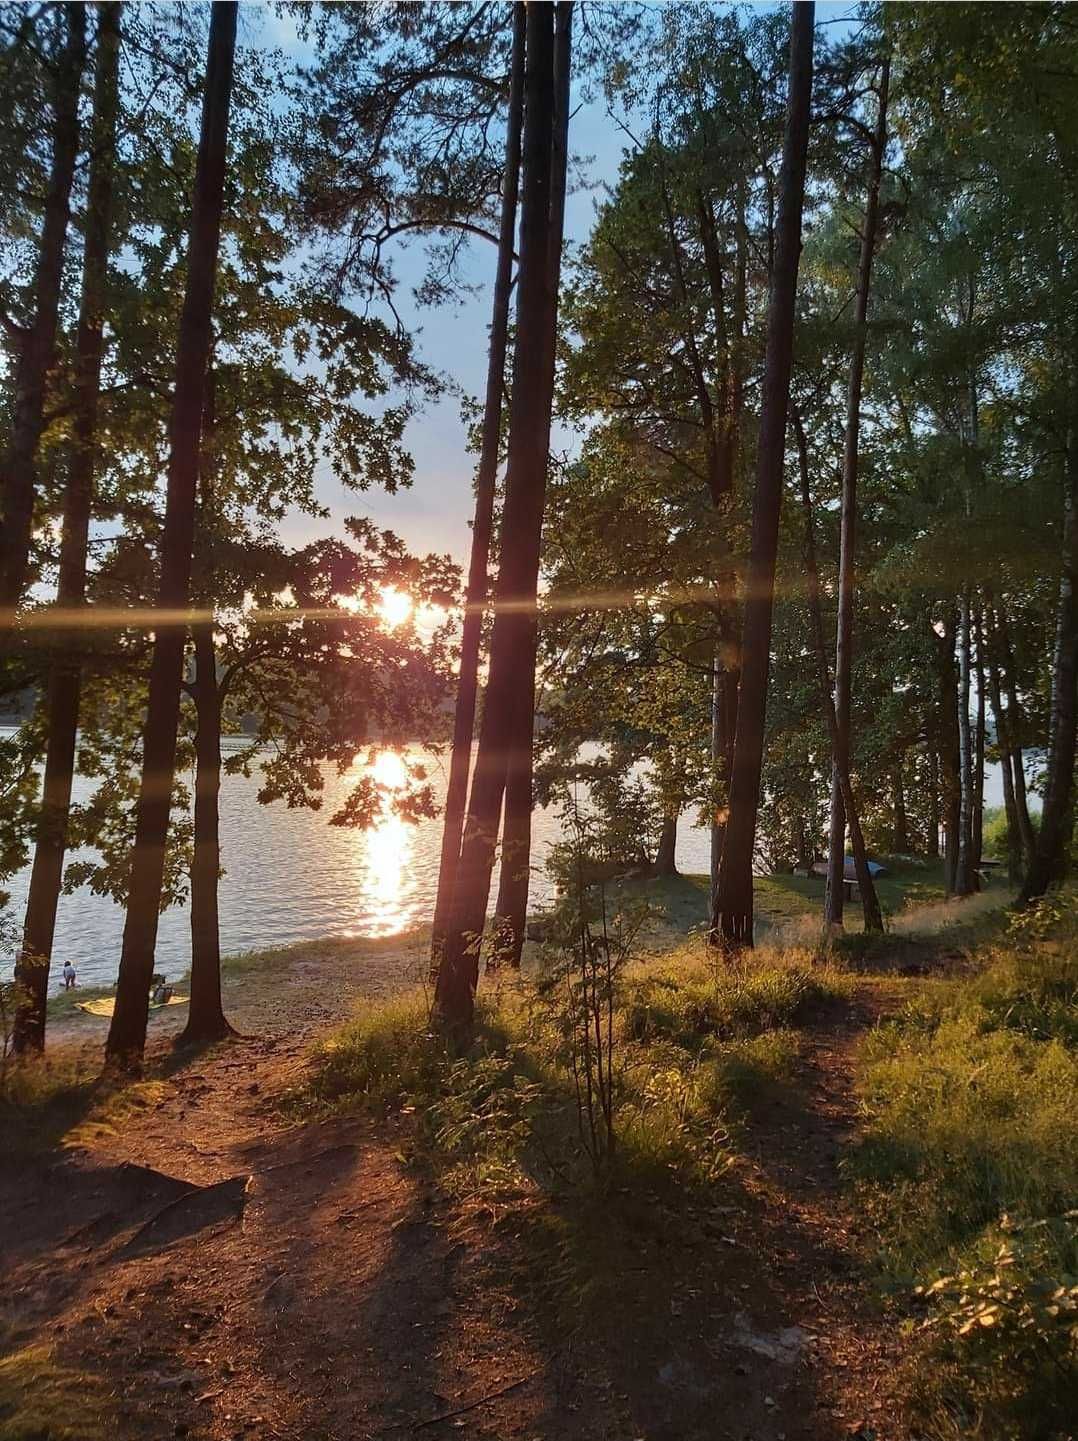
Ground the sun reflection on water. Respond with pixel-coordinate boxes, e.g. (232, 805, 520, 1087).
(356, 748, 413, 937)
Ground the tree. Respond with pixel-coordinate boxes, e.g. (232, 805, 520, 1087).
(436, 1, 570, 1033)
(0, 3, 84, 614)
(13, 2, 122, 1053)
(823, 50, 889, 934)
(712, 1, 814, 949)
(430, 2, 526, 968)
(106, 1, 238, 1067)
(493, 0, 573, 968)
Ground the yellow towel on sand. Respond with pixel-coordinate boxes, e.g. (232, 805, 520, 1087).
(76, 994, 188, 1019)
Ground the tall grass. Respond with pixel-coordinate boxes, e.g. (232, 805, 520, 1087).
(849, 906, 1078, 1437)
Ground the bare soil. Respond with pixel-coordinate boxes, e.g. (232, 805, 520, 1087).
(5, 938, 922, 1441)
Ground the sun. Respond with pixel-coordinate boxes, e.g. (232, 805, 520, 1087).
(370, 749, 407, 790)
(378, 585, 413, 629)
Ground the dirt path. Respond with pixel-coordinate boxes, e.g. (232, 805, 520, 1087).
(5, 947, 913, 1441)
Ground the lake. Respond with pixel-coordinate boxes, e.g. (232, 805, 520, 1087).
(1, 735, 713, 989)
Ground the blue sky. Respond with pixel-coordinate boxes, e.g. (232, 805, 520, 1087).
(255, 2, 857, 569)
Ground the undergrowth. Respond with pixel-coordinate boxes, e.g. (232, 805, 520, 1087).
(850, 897, 1078, 1438)
(0, 1342, 115, 1440)
(304, 940, 837, 1318)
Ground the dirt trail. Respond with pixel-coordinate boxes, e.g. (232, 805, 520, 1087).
(5, 945, 914, 1441)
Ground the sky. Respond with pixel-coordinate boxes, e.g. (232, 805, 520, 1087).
(262, 11, 632, 569)
(260, 0, 858, 569)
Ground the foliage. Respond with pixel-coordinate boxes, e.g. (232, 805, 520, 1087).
(851, 900, 1078, 1434)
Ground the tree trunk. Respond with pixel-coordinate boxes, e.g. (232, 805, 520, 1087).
(1019, 418, 1078, 904)
(491, 651, 535, 968)
(105, 2, 237, 1067)
(712, 2, 814, 950)
(824, 53, 889, 931)
(179, 360, 232, 1046)
(998, 605, 1037, 862)
(986, 606, 1023, 880)
(938, 609, 961, 893)
(954, 589, 977, 894)
(0, 5, 85, 613)
(792, 407, 884, 935)
(655, 810, 679, 876)
(435, 1, 567, 1032)
(492, 1, 572, 969)
(892, 761, 909, 853)
(181, 619, 232, 1043)
(973, 605, 986, 874)
(13, 3, 121, 1054)
(926, 738, 940, 859)
(430, 2, 526, 970)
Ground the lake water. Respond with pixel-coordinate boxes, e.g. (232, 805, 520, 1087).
(1, 735, 713, 989)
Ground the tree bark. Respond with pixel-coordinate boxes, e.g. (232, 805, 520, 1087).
(985, 598, 1027, 878)
(492, 1, 572, 970)
(491, 647, 535, 966)
(179, 362, 232, 1046)
(1018, 416, 1078, 904)
(0, 5, 85, 613)
(824, 53, 889, 930)
(926, 737, 940, 859)
(892, 762, 909, 854)
(973, 605, 986, 873)
(937, 609, 961, 892)
(181, 618, 232, 1043)
(105, 2, 238, 1067)
(435, 2, 567, 1032)
(13, 3, 121, 1054)
(998, 605, 1037, 861)
(654, 810, 679, 876)
(955, 587, 977, 895)
(792, 407, 883, 935)
(712, 2, 814, 950)
(430, 2, 526, 971)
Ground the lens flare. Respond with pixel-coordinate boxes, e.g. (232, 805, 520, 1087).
(378, 586, 413, 628)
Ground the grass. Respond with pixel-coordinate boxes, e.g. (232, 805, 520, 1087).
(0, 1049, 172, 1159)
(0, 1343, 115, 1441)
(848, 897, 1078, 1437)
(301, 935, 852, 1324)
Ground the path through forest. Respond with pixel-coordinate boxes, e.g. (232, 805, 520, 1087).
(4, 941, 940, 1441)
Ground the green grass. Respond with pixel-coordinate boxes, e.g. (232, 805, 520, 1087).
(0, 1049, 171, 1158)
(621, 944, 852, 1049)
(848, 901, 1078, 1437)
(0, 1344, 115, 1441)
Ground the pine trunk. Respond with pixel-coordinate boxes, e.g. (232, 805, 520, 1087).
(181, 620, 232, 1043)
(1019, 417, 1078, 903)
(824, 53, 888, 931)
(13, 4, 121, 1053)
(892, 762, 909, 853)
(712, 2, 814, 949)
(493, 1, 572, 965)
(430, 2, 526, 969)
(793, 407, 883, 936)
(973, 607, 985, 873)
(955, 589, 977, 894)
(435, 1, 566, 1033)
(491, 656, 535, 968)
(938, 610, 961, 893)
(998, 607, 1037, 862)
(926, 735, 940, 858)
(0, 5, 84, 612)
(105, 2, 238, 1066)
(986, 600, 1026, 877)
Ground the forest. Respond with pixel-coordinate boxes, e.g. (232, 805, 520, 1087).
(0, 3, 1076, 1439)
